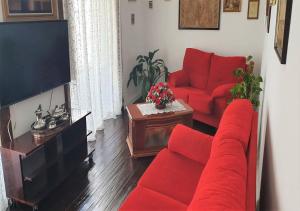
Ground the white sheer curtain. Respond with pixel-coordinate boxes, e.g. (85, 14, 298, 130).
(0, 144, 7, 210)
(65, 0, 122, 135)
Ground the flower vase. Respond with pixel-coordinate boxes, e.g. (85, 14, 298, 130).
(155, 104, 166, 110)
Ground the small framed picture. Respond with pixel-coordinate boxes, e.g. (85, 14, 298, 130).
(1, 0, 59, 21)
(274, 0, 293, 64)
(223, 0, 242, 12)
(247, 0, 260, 19)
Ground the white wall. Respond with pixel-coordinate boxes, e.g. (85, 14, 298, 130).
(0, 6, 65, 138)
(120, 0, 148, 104)
(10, 87, 65, 137)
(0, 3, 2, 21)
(259, 1, 300, 210)
(121, 0, 265, 104)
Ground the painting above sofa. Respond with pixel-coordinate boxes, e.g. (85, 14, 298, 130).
(179, 0, 221, 30)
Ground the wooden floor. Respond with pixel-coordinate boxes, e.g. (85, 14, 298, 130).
(10, 115, 215, 211)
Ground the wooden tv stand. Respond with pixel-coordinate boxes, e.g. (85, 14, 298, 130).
(0, 112, 94, 211)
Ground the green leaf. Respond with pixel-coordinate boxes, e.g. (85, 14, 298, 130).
(247, 55, 253, 61)
(149, 49, 159, 61)
(127, 50, 167, 101)
(136, 55, 143, 61)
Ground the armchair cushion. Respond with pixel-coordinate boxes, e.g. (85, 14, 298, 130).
(188, 139, 247, 211)
(138, 149, 205, 204)
(168, 70, 190, 87)
(168, 124, 213, 164)
(211, 83, 236, 99)
(213, 99, 253, 152)
(207, 55, 246, 93)
(171, 87, 190, 103)
(120, 186, 187, 211)
(188, 90, 212, 114)
(183, 48, 213, 90)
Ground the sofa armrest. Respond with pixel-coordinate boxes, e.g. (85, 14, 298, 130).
(211, 83, 236, 99)
(168, 70, 189, 88)
(168, 124, 213, 164)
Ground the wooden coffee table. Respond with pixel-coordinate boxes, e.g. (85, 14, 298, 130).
(126, 99, 193, 158)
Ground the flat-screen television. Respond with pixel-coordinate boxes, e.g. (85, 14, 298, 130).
(0, 20, 70, 107)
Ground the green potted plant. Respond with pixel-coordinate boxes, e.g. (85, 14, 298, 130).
(230, 56, 263, 108)
(127, 49, 169, 100)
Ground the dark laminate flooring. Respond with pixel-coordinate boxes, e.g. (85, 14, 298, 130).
(9, 115, 215, 211)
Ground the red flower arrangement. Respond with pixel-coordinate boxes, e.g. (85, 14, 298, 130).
(146, 82, 175, 109)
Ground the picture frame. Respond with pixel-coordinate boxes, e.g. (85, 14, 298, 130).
(179, 0, 221, 30)
(274, 0, 293, 64)
(269, 0, 277, 6)
(223, 0, 242, 12)
(1, 0, 59, 21)
(247, 0, 260, 19)
(266, 0, 272, 33)
(266, 6, 272, 33)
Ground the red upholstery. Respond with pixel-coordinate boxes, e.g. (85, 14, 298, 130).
(168, 124, 213, 164)
(171, 87, 190, 103)
(168, 48, 246, 127)
(212, 83, 236, 99)
(120, 186, 187, 211)
(188, 139, 247, 211)
(183, 48, 213, 89)
(188, 91, 212, 114)
(120, 100, 257, 211)
(138, 149, 205, 204)
(213, 99, 253, 152)
(168, 70, 190, 88)
(207, 55, 246, 93)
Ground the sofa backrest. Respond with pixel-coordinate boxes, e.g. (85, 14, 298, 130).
(207, 54, 246, 93)
(246, 110, 258, 211)
(213, 99, 253, 152)
(188, 100, 256, 211)
(183, 48, 213, 90)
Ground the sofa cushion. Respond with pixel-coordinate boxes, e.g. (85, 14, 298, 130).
(168, 70, 190, 88)
(120, 186, 187, 211)
(138, 149, 205, 205)
(171, 87, 190, 103)
(213, 99, 253, 152)
(188, 139, 247, 211)
(183, 48, 213, 90)
(188, 90, 212, 114)
(171, 86, 200, 103)
(207, 54, 246, 93)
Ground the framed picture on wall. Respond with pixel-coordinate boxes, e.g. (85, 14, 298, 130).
(266, 0, 272, 33)
(223, 0, 242, 12)
(266, 6, 272, 33)
(1, 0, 59, 21)
(274, 0, 293, 64)
(247, 0, 260, 19)
(179, 0, 221, 30)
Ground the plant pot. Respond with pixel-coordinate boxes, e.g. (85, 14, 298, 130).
(155, 104, 166, 109)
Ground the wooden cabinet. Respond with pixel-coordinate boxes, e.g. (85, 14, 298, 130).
(126, 100, 193, 158)
(0, 113, 94, 210)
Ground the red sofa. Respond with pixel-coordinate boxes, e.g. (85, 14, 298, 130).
(120, 99, 257, 211)
(168, 48, 246, 128)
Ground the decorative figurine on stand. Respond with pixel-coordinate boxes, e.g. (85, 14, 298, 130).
(60, 104, 70, 121)
(32, 104, 46, 130)
(31, 103, 71, 141)
(51, 105, 63, 119)
(48, 117, 57, 129)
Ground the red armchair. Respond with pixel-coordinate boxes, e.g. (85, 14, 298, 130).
(120, 99, 257, 211)
(168, 48, 246, 128)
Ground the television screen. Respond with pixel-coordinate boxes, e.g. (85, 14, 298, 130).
(0, 20, 70, 107)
